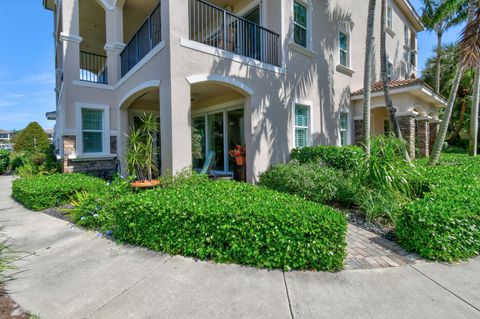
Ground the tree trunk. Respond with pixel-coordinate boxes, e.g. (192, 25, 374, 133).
(449, 100, 467, 142)
(380, 0, 411, 163)
(435, 30, 443, 93)
(362, 0, 377, 155)
(430, 0, 476, 165)
(469, 66, 480, 156)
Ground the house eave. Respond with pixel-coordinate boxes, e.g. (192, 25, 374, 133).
(394, 0, 424, 32)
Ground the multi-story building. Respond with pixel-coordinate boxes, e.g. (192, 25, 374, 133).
(43, 0, 446, 181)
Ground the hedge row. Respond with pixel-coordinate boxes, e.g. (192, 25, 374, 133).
(290, 145, 365, 170)
(109, 179, 347, 271)
(396, 155, 480, 261)
(12, 173, 107, 211)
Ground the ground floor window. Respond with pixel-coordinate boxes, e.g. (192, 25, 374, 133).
(82, 109, 103, 153)
(294, 104, 310, 148)
(340, 112, 349, 146)
(193, 107, 244, 173)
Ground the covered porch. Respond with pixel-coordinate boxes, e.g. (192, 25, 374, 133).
(351, 79, 447, 158)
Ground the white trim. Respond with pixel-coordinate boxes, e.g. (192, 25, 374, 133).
(73, 80, 115, 90)
(339, 112, 351, 146)
(69, 154, 117, 161)
(180, 39, 285, 75)
(292, 0, 313, 50)
(186, 73, 255, 96)
(288, 42, 316, 58)
(351, 84, 424, 100)
(60, 33, 82, 43)
(75, 103, 111, 157)
(292, 100, 312, 149)
(95, 0, 116, 11)
(336, 64, 355, 77)
(117, 80, 161, 109)
(396, 111, 418, 117)
(116, 41, 165, 88)
(236, 0, 264, 23)
(386, 26, 396, 37)
(104, 42, 126, 52)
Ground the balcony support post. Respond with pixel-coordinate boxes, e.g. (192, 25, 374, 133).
(105, 2, 125, 85)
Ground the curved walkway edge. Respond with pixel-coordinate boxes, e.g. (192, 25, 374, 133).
(0, 176, 479, 319)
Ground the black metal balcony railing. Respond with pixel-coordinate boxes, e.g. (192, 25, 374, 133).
(80, 51, 108, 84)
(189, 0, 280, 66)
(120, 3, 162, 78)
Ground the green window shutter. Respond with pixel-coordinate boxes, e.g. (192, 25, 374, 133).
(295, 105, 308, 127)
(295, 128, 308, 148)
(295, 104, 309, 148)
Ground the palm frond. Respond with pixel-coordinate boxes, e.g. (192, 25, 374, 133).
(459, 5, 480, 67)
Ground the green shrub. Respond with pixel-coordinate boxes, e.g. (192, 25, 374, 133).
(109, 180, 347, 271)
(0, 150, 10, 174)
(290, 145, 365, 170)
(12, 174, 107, 211)
(12, 122, 50, 153)
(259, 162, 354, 205)
(397, 155, 480, 261)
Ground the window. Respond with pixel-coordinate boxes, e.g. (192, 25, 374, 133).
(339, 31, 349, 67)
(387, 61, 393, 81)
(340, 113, 349, 146)
(294, 104, 310, 148)
(386, 5, 393, 29)
(82, 109, 103, 153)
(404, 24, 410, 47)
(294, 1, 307, 47)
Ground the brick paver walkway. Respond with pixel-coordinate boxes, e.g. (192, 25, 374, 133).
(345, 224, 425, 270)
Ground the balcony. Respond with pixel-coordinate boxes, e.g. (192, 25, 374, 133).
(80, 51, 108, 84)
(189, 0, 280, 66)
(120, 3, 162, 78)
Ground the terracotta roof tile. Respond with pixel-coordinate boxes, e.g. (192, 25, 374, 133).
(351, 78, 425, 96)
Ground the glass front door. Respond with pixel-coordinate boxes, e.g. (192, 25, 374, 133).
(193, 107, 244, 174)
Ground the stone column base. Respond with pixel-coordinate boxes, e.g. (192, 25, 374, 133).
(397, 115, 416, 160)
(417, 119, 430, 157)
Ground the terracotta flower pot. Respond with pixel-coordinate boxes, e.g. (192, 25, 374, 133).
(235, 156, 246, 166)
(130, 179, 160, 189)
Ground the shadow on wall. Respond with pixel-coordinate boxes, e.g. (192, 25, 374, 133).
(207, 0, 353, 174)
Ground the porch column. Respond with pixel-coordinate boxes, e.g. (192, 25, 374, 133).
(417, 117, 430, 157)
(397, 115, 416, 159)
(105, 3, 125, 85)
(429, 120, 440, 153)
(61, 0, 81, 82)
(354, 119, 364, 146)
(160, 78, 192, 175)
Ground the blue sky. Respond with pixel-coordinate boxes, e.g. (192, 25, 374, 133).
(0, 1, 465, 131)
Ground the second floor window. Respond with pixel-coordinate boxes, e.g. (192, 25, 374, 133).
(294, 1, 307, 47)
(387, 61, 393, 81)
(404, 25, 410, 47)
(82, 109, 103, 153)
(294, 104, 310, 148)
(339, 31, 349, 67)
(387, 5, 393, 29)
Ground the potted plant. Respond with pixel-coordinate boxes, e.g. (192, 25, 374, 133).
(126, 113, 160, 189)
(228, 145, 246, 167)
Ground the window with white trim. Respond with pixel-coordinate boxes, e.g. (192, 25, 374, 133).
(387, 5, 393, 29)
(82, 109, 103, 153)
(340, 112, 349, 146)
(293, 1, 308, 47)
(404, 24, 410, 47)
(387, 61, 394, 81)
(294, 104, 310, 148)
(339, 31, 350, 67)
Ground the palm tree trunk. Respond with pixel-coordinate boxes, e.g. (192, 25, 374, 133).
(435, 30, 443, 93)
(380, 0, 411, 163)
(362, 0, 377, 155)
(449, 99, 467, 142)
(469, 66, 480, 155)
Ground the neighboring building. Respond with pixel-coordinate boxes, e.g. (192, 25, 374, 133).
(43, 0, 446, 181)
(0, 129, 14, 150)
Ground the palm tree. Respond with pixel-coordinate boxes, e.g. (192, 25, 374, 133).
(430, 0, 479, 165)
(362, 0, 377, 155)
(380, 0, 411, 163)
(421, 0, 468, 93)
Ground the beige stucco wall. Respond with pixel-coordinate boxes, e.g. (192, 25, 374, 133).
(52, 0, 427, 181)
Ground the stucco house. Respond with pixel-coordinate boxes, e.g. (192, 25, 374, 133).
(43, 0, 446, 181)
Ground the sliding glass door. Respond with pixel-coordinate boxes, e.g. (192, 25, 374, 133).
(193, 107, 244, 174)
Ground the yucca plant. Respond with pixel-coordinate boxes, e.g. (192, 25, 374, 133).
(125, 113, 159, 182)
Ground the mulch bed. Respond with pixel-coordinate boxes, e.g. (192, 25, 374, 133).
(0, 287, 29, 319)
(344, 209, 397, 242)
(43, 205, 74, 223)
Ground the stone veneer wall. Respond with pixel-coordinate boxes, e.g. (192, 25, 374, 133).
(397, 116, 416, 160)
(416, 119, 430, 158)
(62, 135, 118, 179)
(429, 122, 440, 153)
(354, 120, 364, 145)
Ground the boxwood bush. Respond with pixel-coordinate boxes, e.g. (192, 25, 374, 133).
(290, 145, 365, 170)
(0, 150, 10, 174)
(109, 179, 347, 271)
(259, 162, 354, 205)
(12, 173, 107, 211)
(396, 155, 480, 261)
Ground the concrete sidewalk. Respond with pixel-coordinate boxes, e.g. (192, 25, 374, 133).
(0, 176, 479, 319)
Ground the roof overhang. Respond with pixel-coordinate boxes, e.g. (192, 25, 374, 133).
(394, 0, 424, 32)
(46, 111, 57, 120)
(351, 83, 447, 108)
(43, 0, 55, 11)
